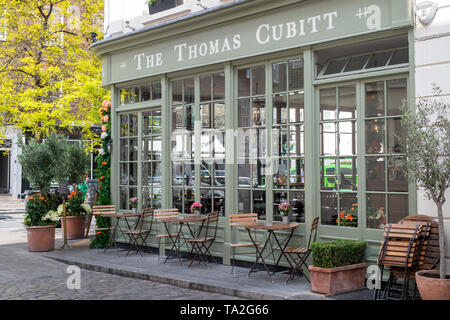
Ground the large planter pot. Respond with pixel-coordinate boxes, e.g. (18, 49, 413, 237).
(148, 0, 176, 15)
(309, 263, 367, 296)
(26, 225, 56, 252)
(61, 216, 86, 240)
(415, 269, 450, 300)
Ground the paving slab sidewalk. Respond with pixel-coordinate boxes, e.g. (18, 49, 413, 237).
(42, 243, 373, 300)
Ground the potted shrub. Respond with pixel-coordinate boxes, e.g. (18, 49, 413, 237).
(146, 0, 177, 15)
(23, 193, 60, 252)
(399, 86, 450, 299)
(278, 202, 291, 223)
(60, 189, 92, 239)
(308, 239, 367, 296)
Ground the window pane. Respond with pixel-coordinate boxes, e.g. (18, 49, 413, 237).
(152, 136, 161, 160)
(339, 86, 356, 119)
(339, 158, 357, 191)
(200, 161, 212, 186)
(387, 118, 406, 153)
(120, 139, 128, 161)
(140, 85, 150, 102)
(214, 103, 225, 128)
(289, 59, 304, 90)
(151, 82, 161, 100)
(388, 194, 409, 223)
(344, 55, 369, 72)
(321, 158, 337, 190)
(129, 138, 138, 161)
(185, 105, 194, 131)
(142, 138, 151, 161)
(172, 162, 182, 185)
(388, 157, 408, 192)
(238, 68, 250, 97)
(213, 131, 225, 158)
(320, 123, 336, 155)
(252, 66, 265, 95)
(152, 110, 162, 134)
(253, 190, 266, 220)
(273, 127, 288, 157)
(321, 192, 338, 225)
(273, 94, 287, 124)
(120, 187, 127, 210)
(151, 162, 161, 186)
(172, 80, 183, 105)
(290, 191, 305, 222)
(273, 62, 287, 92)
(339, 121, 356, 156)
(289, 158, 305, 188)
(129, 114, 138, 136)
(184, 162, 195, 186)
(129, 162, 137, 186)
(214, 161, 225, 186)
(366, 52, 391, 69)
(184, 78, 195, 104)
(120, 163, 128, 185)
(200, 75, 211, 102)
(238, 99, 251, 127)
(200, 103, 211, 128)
(365, 119, 384, 154)
(130, 87, 139, 103)
(238, 163, 251, 187)
(339, 193, 358, 227)
(201, 132, 212, 158)
(387, 78, 407, 116)
(213, 73, 225, 100)
(141, 162, 151, 186)
(120, 115, 128, 137)
(289, 92, 304, 123)
(365, 82, 384, 117)
(252, 97, 265, 126)
(252, 160, 266, 188)
(324, 59, 345, 75)
(389, 48, 408, 65)
(172, 106, 184, 129)
(320, 88, 336, 120)
(172, 188, 183, 212)
(366, 157, 385, 191)
(289, 125, 304, 156)
(367, 193, 386, 229)
(273, 158, 288, 189)
(238, 189, 251, 213)
(142, 112, 152, 136)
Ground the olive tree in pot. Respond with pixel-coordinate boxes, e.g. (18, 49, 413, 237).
(399, 86, 450, 299)
(18, 134, 66, 251)
(58, 142, 91, 239)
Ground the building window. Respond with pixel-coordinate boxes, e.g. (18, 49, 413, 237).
(365, 78, 408, 229)
(237, 65, 267, 220)
(272, 59, 305, 223)
(120, 82, 161, 105)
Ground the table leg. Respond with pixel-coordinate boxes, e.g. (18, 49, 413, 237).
(163, 222, 183, 264)
(247, 229, 274, 282)
(273, 228, 295, 268)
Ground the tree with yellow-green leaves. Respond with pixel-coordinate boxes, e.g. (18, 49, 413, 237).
(0, 0, 109, 144)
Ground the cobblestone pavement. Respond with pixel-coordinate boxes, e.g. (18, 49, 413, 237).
(0, 243, 241, 300)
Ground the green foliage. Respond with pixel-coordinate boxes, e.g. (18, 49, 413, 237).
(18, 133, 63, 193)
(66, 190, 86, 217)
(0, 0, 109, 143)
(311, 240, 367, 268)
(24, 193, 59, 226)
(65, 142, 90, 186)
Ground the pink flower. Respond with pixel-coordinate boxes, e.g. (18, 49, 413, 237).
(102, 100, 111, 109)
(102, 115, 109, 122)
(101, 125, 107, 132)
(190, 201, 203, 213)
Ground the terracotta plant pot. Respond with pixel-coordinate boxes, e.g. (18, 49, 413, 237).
(26, 225, 56, 252)
(309, 263, 367, 296)
(61, 216, 86, 240)
(415, 269, 450, 300)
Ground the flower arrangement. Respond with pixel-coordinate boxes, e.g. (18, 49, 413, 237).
(337, 203, 358, 227)
(278, 202, 291, 216)
(23, 193, 57, 227)
(367, 206, 386, 229)
(190, 201, 203, 213)
(64, 189, 89, 217)
(129, 197, 138, 209)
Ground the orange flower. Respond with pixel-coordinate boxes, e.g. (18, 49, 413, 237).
(39, 197, 45, 200)
(96, 231, 101, 235)
(102, 161, 107, 165)
(340, 211, 345, 219)
(97, 179, 100, 183)
(29, 196, 33, 200)
(68, 195, 72, 199)
(346, 214, 353, 221)
(98, 185, 102, 189)
(100, 176, 104, 180)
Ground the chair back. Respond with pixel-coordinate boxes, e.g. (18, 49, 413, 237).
(399, 215, 439, 270)
(93, 205, 116, 215)
(203, 211, 220, 240)
(306, 217, 319, 250)
(229, 213, 258, 227)
(378, 223, 421, 269)
(153, 208, 179, 234)
(136, 207, 155, 233)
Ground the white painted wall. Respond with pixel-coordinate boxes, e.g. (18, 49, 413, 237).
(104, 0, 233, 37)
(0, 125, 22, 198)
(414, 0, 450, 271)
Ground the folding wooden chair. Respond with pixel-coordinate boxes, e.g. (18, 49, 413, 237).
(283, 216, 319, 284)
(187, 211, 220, 268)
(92, 205, 116, 252)
(153, 208, 180, 261)
(374, 223, 422, 300)
(229, 213, 260, 277)
(124, 208, 155, 257)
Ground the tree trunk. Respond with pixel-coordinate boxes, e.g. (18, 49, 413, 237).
(436, 202, 446, 279)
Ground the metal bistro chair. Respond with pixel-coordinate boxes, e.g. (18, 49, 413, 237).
(229, 213, 260, 277)
(283, 216, 319, 284)
(153, 208, 180, 262)
(187, 211, 220, 268)
(124, 208, 155, 257)
(374, 223, 422, 300)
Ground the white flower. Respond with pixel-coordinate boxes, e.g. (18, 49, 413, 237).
(81, 203, 92, 215)
(101, 132, 108, 139)
(42, 210, 60, 222)
(98, 148, 105, 155)
(57, 204, 64, 214)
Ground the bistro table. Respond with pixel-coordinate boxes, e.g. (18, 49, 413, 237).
(160, 215, 207, 264)
(93, 211, 142, 253)
(244, 221, 300, 282)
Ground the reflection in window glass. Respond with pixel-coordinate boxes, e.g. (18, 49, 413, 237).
(387, 78, 407, 116)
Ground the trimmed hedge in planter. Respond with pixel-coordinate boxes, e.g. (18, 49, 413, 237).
(311, 239, 367, 268)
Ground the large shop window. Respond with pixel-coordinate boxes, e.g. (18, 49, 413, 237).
(237, 58, 305, 222)
(171, 73, 226, 215)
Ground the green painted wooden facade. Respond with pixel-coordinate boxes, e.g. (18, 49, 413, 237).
(92, 0, 416, 268)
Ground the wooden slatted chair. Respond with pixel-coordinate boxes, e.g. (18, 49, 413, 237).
(283, 216, 319, 284)
(229, 213, 260, 277)
(124, 208, 155, 257)
(374, 223, 422, 300)
(187, 211, 220, 268)
(92, 205, 117, 252)
(153, 208, 180, 261)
